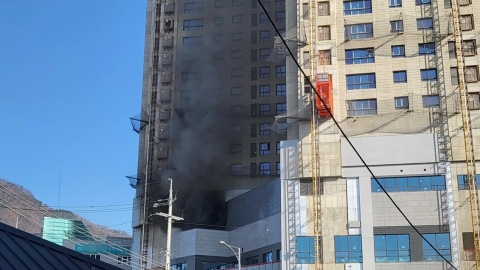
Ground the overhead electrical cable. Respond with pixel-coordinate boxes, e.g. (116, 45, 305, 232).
(256, 0, 457, 268)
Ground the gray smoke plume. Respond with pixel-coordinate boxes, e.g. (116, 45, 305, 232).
(150, 34, 239, 229)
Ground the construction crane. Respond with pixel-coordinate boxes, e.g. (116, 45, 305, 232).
(308, 0, 323, 268)
(451, 0, 480, 268)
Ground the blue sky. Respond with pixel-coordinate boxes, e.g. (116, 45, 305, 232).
(0, 1, 146, 233)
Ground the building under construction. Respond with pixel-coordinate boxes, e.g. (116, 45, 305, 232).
(132, 0, 480, 269)
(281, 0, 480, 269)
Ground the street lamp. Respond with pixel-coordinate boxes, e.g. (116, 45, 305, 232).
(219, 241, 241, 270)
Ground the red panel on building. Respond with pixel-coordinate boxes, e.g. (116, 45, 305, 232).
(315, 73, 333, 117)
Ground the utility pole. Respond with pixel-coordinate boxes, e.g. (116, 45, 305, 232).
(151, 178, 184, 270)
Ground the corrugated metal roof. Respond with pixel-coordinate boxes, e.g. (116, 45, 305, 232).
(0, 222, 123, 270)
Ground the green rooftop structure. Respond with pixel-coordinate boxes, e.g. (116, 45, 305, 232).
(42, 217, 94, 246)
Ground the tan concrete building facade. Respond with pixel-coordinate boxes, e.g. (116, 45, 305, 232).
(281, 0, 480, 269)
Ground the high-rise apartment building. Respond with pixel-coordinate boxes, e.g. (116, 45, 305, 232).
(132, 0, 286, 268)
(281, 0, 480, 269)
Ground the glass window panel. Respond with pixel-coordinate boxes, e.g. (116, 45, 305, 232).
(419, 176, 431, 190)
(408, 177, 420, 191)
(431, 175, 445, 190)
(396, 178, 408, 191)
(386, 235, 398, 250)
(374, 235, 386, 250)
(436, 234, 450, 248)
(335, 236, 348, 251)
(384, 178, 396, 191)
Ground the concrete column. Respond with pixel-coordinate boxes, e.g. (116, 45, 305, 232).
(359, 176, 375, 270)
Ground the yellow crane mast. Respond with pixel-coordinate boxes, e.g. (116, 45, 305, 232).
(308, 0, 323, 269)
(451, 0, 480, 268)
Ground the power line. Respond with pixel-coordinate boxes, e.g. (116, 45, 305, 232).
(257, 0, 458, 268)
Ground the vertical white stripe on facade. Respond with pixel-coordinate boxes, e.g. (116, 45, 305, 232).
(347, 178, 361, 235)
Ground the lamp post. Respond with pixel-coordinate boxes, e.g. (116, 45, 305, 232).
(219, 241, 241, 270)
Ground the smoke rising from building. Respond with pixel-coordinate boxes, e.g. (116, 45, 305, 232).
(151, 38, 236, 229)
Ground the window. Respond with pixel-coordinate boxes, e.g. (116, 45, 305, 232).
(276, 103, 286, 115)
(213, 52, 223, 61)
(232, 0, 243, 6)
(260, 48, 271, 60)
(260, 13, 268, 24)
(371, 175, 446, 192)
(276, 65, 286, 77)
(390, 20, 404, 32)
(276, 162, 280, 175)
(276, 84, 286, 96)
(246, 256, 259, 264)
(276, 142, 280, 154)
(458, 0, 471, 5)
(182, 55, 197, 66)
(215, 0, 223, 7)
(260, 123, 270, 135)
(259, 162, 271, 175)
(335, 235, 362, 263)
(231, 50, 243, 59)
(423, 233, 451, 261)
(180, 91, 191, 102)
(449, 67, 458, 85)
(345, 48, 374, 64)
(275, 0, 284, 5)
(117, 256, 132, 265)
(259, 142, 271, 155)
(374, 235, 410, 262)
(417, 18, 433, 30)
(230, 144, 242, 154)
(302, 3, 309, 20)
(460, 15, 474, 30)
(260, 66, 270, 78)
(318, 26, 331, 40)
(393, 71, 407, 83)
(416, 0, 431, 4)
(463, 40, 477, 56)
(395, 96, 409, 110)
(463, 232, 475, 261)
(297, 236, 315, 264)
(260, 30, 270, 42)
(319, 50, 332, 65)
(260, 85, 270, 97)
(423, 95, 440, 107)
(183, 19, 203, 30)
(468, 93, 480, 109)
(346, 73, 376, 90)
(263, 252, 273, 263)
(232, 124, 242, 133)
(89, 254, 101, 260)
(259, 104, 270, 116)
(389, 0, 402, 7)
(231, 68, 243, 77)
(184, 2, 203, 13)
(343, 0, 372, 15)
(276, 11, 285, 23)
(318, 2, 330, 16)
(421, 69, 437, 81)
(448, 42, 456, 59)
(171, 263, 187, 270)
(214, 17, 223, 25)
(231, 87, 242, 95)
(183, 36, 202, 46)
(458, 175, 480, 190)
(230, 164, 242, 174)
(277, 249, 282, 261)
(181, 72, 198, 83)
(392, 45, 405, 57)
(345, 23, 373, 39)
(232, 32, 243, 41)
(231, 105, 242, 115)
(232, 15, 243, 24)
(419, 43, 435, 55)
(275, 46, 286, 59)
(214, 34, 223, 43)
(347, 99, 377, 117)
(465, 66, 479, 82)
